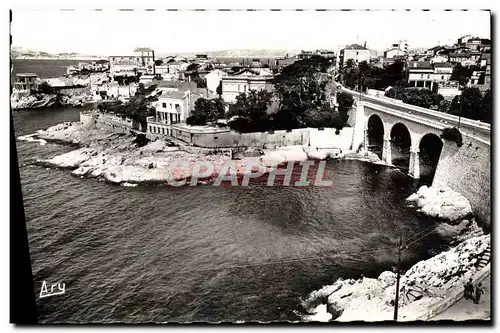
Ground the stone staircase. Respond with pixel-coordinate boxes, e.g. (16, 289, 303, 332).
(476, 243, 491, 270)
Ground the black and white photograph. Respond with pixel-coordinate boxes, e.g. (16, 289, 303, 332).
(9, 7, 492, 324)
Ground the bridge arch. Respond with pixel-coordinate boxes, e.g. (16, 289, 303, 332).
(390, 123, 412, 169)
(365, 114, 385, 159)
(417, 133, 443, 183)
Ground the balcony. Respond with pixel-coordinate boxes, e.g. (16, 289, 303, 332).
(147, 116, 168, 124)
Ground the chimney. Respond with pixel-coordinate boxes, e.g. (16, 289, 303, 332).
(364, 41, 366, 48)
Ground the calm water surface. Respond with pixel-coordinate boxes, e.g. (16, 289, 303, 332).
(12, 107, 447, 323)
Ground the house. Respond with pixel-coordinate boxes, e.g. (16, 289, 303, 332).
(109, 49, 155, 79)
(469, 71, 485, 86)
(384, 47, 406, 59)
(429, 55, 448, 64)
(432, 63, 453, 84)
(154, 91, 193, 125)
(139, 75, 156, 85)
(457, 35, 473, 46)
(296, 50, 314, 61)
(407, 61, 434, 89)
(407, 61, 454, 90)
(147, 88, 205, 135)
(479, 53, 491, 68)
(448, 52, 473, 66)
(155, 65, 170, 76)
(221, 68, 275, 104)
(167, 60, 189, 74)
(13, 73, 39, 93)
(205, 69, 228, 95)
(339, 43, 371, 68)
(274, 56, 297, 70)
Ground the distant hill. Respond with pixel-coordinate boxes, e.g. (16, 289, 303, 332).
(159, 49, 302, 59)
(11, 46, 102, 60)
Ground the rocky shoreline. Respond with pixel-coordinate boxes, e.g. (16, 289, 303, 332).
(301, 233, 489, 322)
(18, 119, 315, 186)
(299, 183, 487, 322)
(11, 72, 107, 110)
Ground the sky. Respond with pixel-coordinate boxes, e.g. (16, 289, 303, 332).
(11, 9, 491, 55)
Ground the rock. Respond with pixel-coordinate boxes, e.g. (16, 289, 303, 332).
(232, 147, 264, 159)
(407, 185, 473, 222)
(327, 302, 343, 320)
(378, 271, 397, 288)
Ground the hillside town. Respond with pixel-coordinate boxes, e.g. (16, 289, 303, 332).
(12, 34, 491, 140)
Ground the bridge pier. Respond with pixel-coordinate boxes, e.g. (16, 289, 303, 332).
(382, 135, 392, 164)
(408, 147, 420, 179)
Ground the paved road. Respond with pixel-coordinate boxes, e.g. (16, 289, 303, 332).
(431, 274, 491, 321)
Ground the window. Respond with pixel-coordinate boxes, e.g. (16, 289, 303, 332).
(96, 91, 99, 95)
(356, 52, 359, 55)
(441, 76, 444, 80)
(162, 102, 167, 108)
(170, 103, 172, 108)
(175, 104, 180, 109)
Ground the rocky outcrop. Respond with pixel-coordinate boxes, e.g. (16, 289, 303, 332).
(11, 92, 94, 110)
(301, 234, 490, 322)
(21, 119, 314, 186)
(406, 185, 473, 223)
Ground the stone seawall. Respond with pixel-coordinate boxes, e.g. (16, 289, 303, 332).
(433, 135, 491, 226)
(80, 111, 140, 135)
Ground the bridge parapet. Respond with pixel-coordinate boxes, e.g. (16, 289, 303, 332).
(340, 86, 490, 144)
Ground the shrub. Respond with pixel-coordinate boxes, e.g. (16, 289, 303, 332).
(132, 133, 150, 147)
(440, 127, 463, 147)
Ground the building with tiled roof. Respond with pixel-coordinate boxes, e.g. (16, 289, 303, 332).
(407, 61, 454, 91)
(339, 42, 371, 68)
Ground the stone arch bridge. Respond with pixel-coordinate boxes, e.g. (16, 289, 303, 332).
(341, 87, 491, 179)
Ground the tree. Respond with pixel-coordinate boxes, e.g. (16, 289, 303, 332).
(226, 90, 273, 133)
(216, 81, 223, 97)
(272, 55, 332, 128)
(451, 87, 483, 121)
(186, 97, 226, 126)
(154, 59, 163, 66)
(450, 64, 472, 87)
(110, 83, 161, 129)
(481, 89, 491, 123)
(304, 105, 345, 130)
(337, 92, 354, 122)
(35, 81, 55, 95)
(438, 99, 451, 113)
(193, 76, 207, 88)
(385, 87, 442, 109)
(186, 63, 200, 71)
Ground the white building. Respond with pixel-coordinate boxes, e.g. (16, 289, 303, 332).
(429, 55, 448, 64)
(407, 61, 453, 90)
(221, 68, 274, 104)
(205, 69, 228, 95)
(339, 43, 371, 68)
(167, 60, 189, 74)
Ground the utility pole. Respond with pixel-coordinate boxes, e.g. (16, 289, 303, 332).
(393, 236, 402, 321)
(457, 99, 462, 130)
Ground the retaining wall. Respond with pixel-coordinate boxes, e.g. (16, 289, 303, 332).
(433, 135, 491, 226)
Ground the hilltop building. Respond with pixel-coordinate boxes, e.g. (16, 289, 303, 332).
(339, 43, 371, 68)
